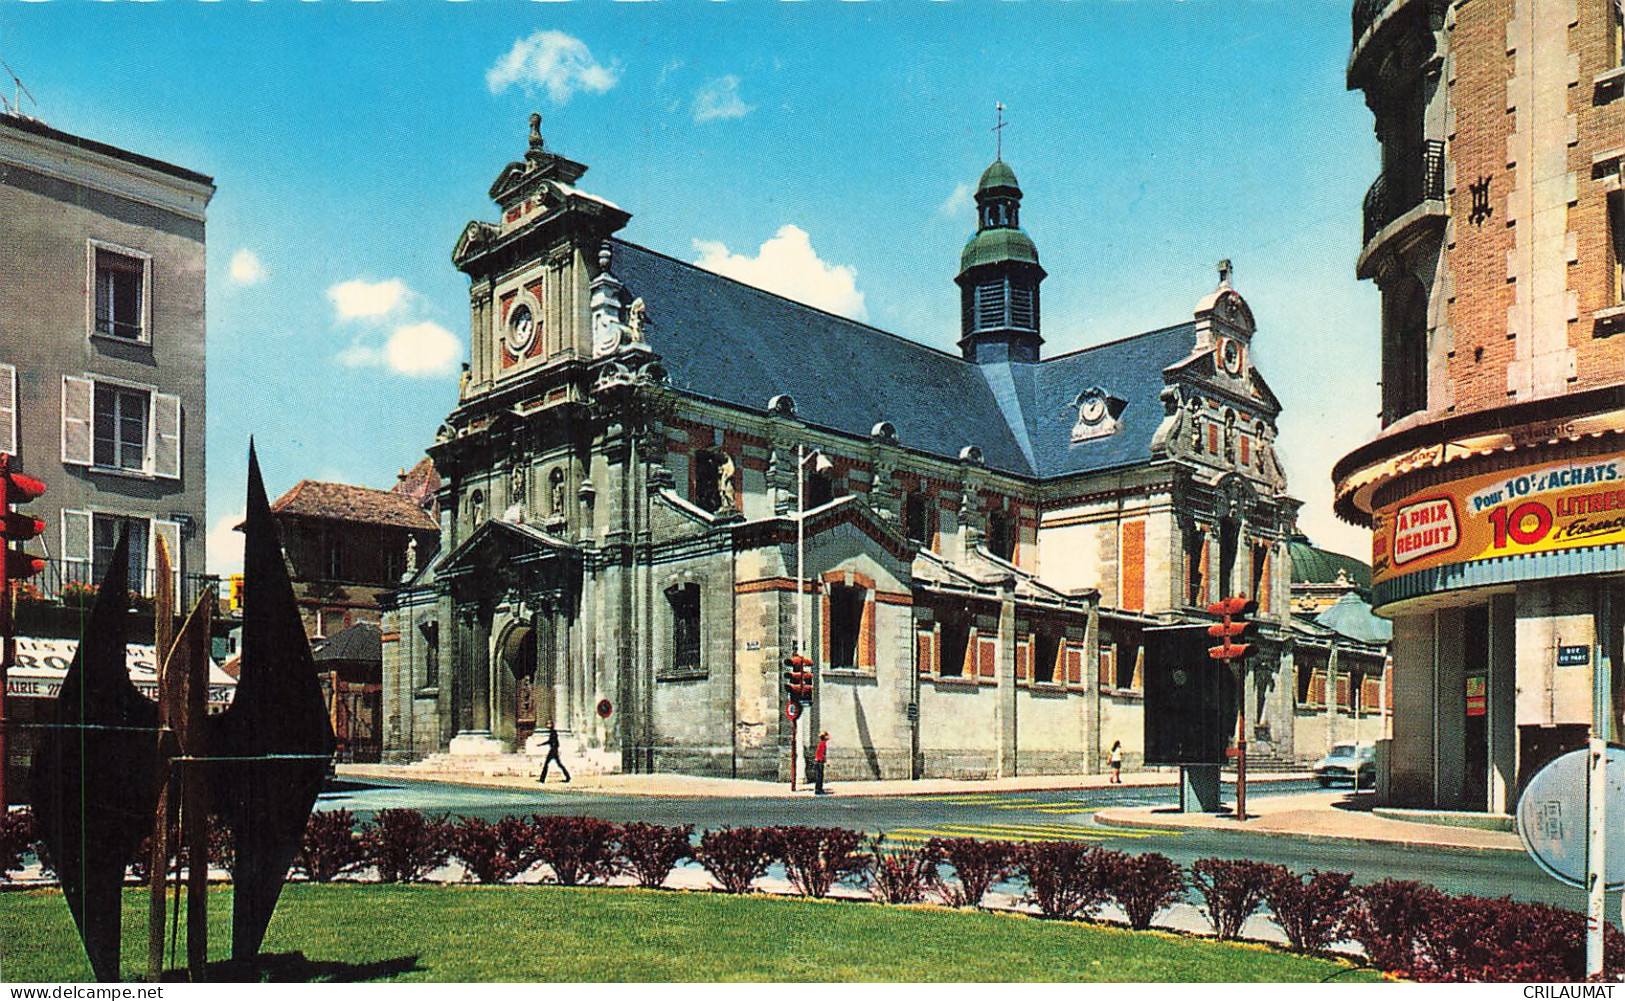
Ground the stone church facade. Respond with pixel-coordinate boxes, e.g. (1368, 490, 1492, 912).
(381, 116, 1302, 780)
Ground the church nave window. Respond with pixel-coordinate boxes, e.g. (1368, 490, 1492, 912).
(667, 583, 702, 675)
(828, 583, 866, 670)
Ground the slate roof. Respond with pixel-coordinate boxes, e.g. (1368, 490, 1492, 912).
(609, 238, 1201, 481)
(313, 622, 382, 664)
(271, 480, 439, 532)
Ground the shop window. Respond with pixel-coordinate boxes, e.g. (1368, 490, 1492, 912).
(92, 245, 148, 342)
(668, 583, 702, 673)
(1034, 632, 1060, 684)
(828, 583, 864, 669)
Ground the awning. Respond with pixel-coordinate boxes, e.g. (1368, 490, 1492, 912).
(4, 636, 236, 707)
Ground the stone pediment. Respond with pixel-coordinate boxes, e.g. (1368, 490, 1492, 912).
(436, 519, 581, 593)
(452, 221, 499, 268)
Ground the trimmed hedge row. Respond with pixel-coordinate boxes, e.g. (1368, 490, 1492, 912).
(3, 806, 1618, 981)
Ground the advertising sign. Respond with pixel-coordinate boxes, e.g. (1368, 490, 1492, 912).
(1373, 453, 1625, 586)
(3, 636, 236, 707)
(1465, 675, 1486, 717)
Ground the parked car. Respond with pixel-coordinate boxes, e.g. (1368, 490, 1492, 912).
(1314, 742, 1376, 788)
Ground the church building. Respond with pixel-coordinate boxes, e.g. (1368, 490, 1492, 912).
(381, 115, 1302, 780)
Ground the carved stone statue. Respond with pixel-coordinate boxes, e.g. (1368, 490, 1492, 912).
(405, 536, 419, 575)
(511, 464, 526, 502)
(550, 470, 566, 517)
(717, 454, 737, 511)
(628, 298, 648, 343)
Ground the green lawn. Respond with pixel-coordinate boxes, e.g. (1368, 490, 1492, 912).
(0, 884, 1386, 983)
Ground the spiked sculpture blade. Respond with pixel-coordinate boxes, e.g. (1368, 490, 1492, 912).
(207, 444, 334, 963)
(30, 531, 159, 982)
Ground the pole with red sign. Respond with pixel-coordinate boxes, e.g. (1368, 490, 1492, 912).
(0, 455, 47, 807)
(1207, 597, 1258, 822)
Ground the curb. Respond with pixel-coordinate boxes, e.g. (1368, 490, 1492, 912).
(1091, 808, 1525, 857)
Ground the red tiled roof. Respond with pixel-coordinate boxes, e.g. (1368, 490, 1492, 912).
(393, 457, 441, 518)
(271, 479, 439, 532)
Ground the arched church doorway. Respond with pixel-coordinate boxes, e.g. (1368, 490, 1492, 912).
(502, 627, 538, 749)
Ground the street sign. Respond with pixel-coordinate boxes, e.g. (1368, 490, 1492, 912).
(596, 698, 613, 719)
(1558, 645, 1590, 667)
(785, 701, 801, 720)
(1517, 746, 1625, 889)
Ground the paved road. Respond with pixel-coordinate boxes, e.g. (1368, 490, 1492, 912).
(319, 776, 1596, 912)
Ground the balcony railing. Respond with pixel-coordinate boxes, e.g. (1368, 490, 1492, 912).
(1362, 140, 1446, 246)
(8, 555, 215, 614)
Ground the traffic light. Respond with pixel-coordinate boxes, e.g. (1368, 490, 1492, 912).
(0, 458, 47, 585)
(1206, 596, 1258, 663)
(783, 654, 814, 706)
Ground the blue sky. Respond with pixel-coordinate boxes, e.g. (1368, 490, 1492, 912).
(1, 2, 1382, 573)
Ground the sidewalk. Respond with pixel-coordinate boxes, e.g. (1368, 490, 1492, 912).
(338, 763, 1525, 854)
(338, 763, 1300, 799)
(1093, 789, 1524, 854)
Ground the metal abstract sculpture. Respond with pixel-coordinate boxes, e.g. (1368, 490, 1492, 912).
(206, 444, 336, 963)
(27, 444, 333, 980)
(29, 532, 157, 982)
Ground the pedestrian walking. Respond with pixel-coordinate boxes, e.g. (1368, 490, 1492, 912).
(813, 731, 830, 795)
(1108, 740, 1123, 784)
(538, 723, 571, 784)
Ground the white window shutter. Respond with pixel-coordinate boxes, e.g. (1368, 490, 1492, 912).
(61, 376, 93, 466)
(153, 519, 183, 600)
(0, 362, 16, 457)
(61, 509, 92, 571)
(151, 392, 181, 479)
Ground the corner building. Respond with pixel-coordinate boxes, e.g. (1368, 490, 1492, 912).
(1334, 0, 1625, 809)
(383, 117, 1301, 780)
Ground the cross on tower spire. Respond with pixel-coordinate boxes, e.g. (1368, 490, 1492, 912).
(992, 102, 1007, 160)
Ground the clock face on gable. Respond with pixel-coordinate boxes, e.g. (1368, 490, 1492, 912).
(506, 302, 538, 356)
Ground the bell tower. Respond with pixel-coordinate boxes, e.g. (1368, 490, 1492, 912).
(955, 156, 1046, 364)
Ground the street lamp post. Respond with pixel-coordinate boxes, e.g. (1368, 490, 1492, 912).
(793, 444, 831, 789)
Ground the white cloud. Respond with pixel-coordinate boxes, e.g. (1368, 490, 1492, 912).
(692, 75, 752, 123)
(486, 30, 619, 102)
(228, 248, 268, 285)
(339, 322, 462, 379)
(937, 182, 975, 218)
(206, 510, 245, 577)
(327, 278, 409, 321)
(693, 225, 868, 321)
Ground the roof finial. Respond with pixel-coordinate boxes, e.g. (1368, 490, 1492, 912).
(526, 112, 545, 164)
(992, 102, 1007, 160)
(1217, 258, 1233, 287)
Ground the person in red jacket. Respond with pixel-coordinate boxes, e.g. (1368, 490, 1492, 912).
(814, 731, 830, 795)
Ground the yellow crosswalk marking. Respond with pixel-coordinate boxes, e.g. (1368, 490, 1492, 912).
(883, 828, 1104, 844)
